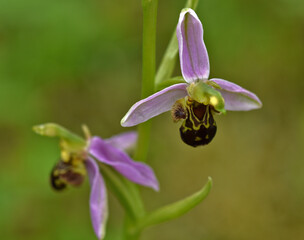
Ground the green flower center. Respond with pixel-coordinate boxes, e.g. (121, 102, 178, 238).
(187, 80, 226, 114)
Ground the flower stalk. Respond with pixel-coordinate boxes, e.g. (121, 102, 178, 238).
(134, 0, 158, 162)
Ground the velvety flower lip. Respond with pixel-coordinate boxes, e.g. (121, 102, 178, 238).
(121, 8, 262, 131)
(86, 132, 159, 239)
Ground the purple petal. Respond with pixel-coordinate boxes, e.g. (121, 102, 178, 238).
(177, 8, 210, 83)
(105, 131, 137, 152)
(121, 83, 188, 127)
(210, 78, 262, 111)
(85, 158, 108, 240)
(89, 136, 159, 191)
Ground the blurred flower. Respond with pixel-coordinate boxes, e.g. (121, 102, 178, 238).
(33, 124, 159, 239)
(121, 8, 262, 147)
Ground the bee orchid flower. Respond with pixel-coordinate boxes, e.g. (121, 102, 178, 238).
(33, 124, 159, 240)
(121, 8, 262, 147)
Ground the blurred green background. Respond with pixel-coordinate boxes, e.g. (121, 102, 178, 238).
(1, 0, 304, 239)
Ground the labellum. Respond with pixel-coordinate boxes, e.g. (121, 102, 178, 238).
(172, 98, 217, 147)
(50, 155, 87, 191)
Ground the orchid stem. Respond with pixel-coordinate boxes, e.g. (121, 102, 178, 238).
(123, 215, 141, 240)
(134, 0, 158, 162)
(123, 0, 158, 238)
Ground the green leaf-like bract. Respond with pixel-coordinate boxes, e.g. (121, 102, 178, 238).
(136, 177, 212, 230)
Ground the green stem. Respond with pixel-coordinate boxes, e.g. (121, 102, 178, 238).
(134, 0, 158, 162)
(122, 1, 159, 238)
(123, 215, 142, 240)
(134, 121, 151, 162)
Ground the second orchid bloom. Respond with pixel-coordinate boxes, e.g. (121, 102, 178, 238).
(33, 124, 158, 240)
(121, 8, 262, 147)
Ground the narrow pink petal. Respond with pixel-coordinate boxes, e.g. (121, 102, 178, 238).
(177, 8, 210, 83)
(105, 131, 137, 152)
(210, 78, 262, 111)
(89, 137, 159, 191)
(121, 83, 188, 127)
(85, 158, 108, 240)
